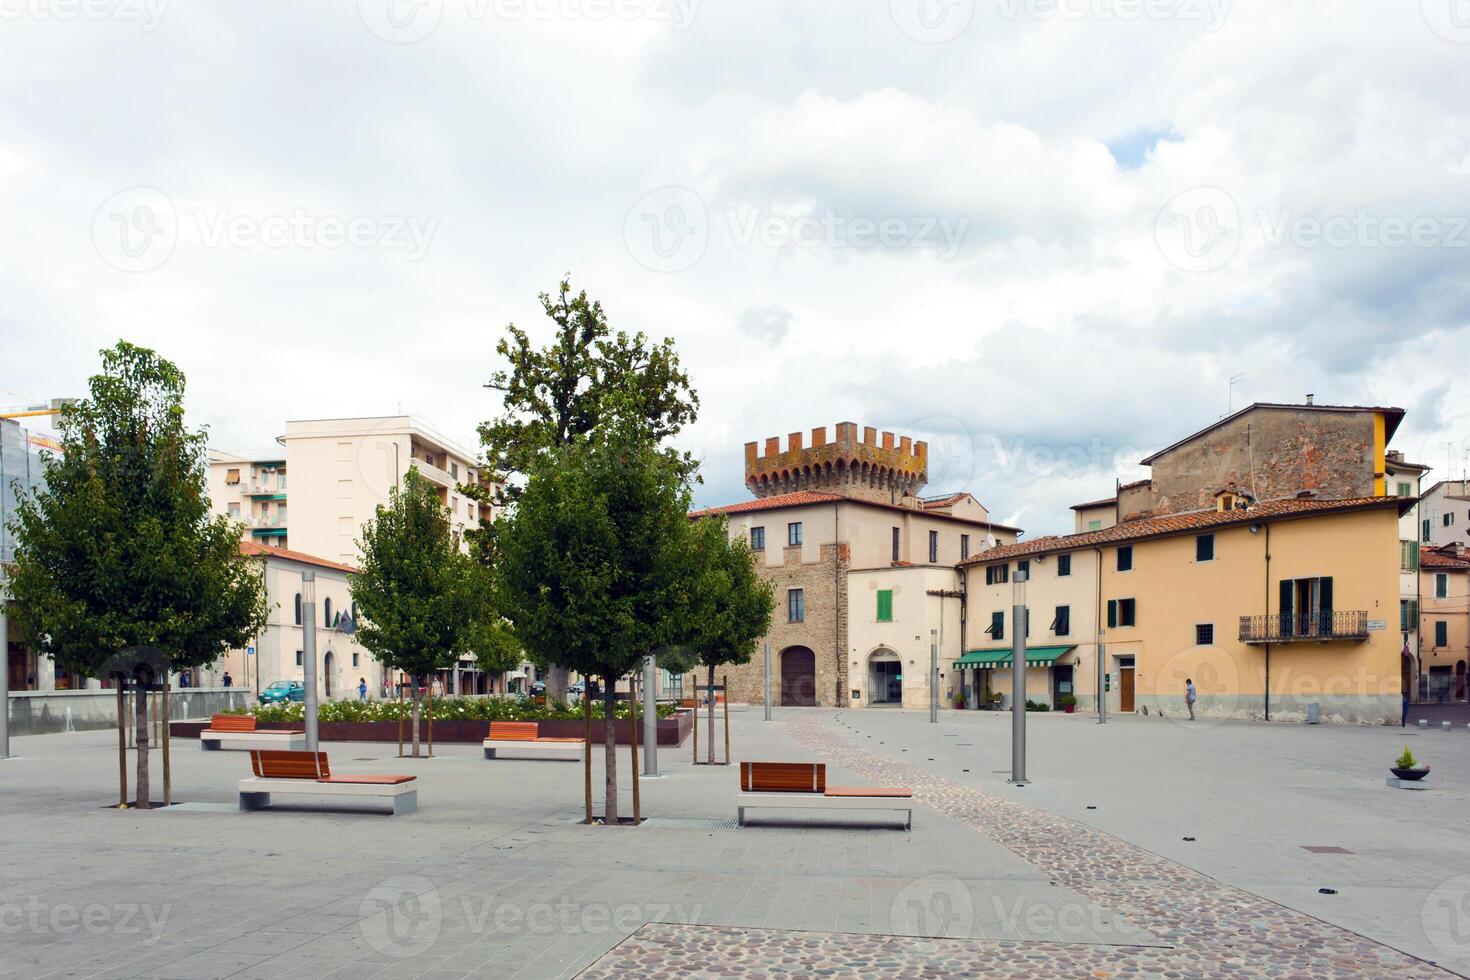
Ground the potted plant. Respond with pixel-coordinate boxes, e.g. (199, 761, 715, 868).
(951, 691, 968, 709)
(1391, 746, 1429, 781)
(1059, 694, 1078, 714)
(987, 691, 1002, 711)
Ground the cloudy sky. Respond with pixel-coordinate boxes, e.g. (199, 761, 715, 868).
(2, 0, 1468, 535)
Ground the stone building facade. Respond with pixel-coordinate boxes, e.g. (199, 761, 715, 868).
(1120, 402, 1403, 520)
(693, 423, 1018, 708)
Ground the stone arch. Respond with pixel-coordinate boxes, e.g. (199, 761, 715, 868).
(866, 647, 902, 705)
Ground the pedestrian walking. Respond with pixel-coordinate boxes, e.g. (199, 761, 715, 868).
(1185, 677, 1198, 720)
(358, 676, 368, 701)
(222, 672, 233, 688)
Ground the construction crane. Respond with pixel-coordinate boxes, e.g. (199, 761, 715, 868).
(0, 398, 75, 420)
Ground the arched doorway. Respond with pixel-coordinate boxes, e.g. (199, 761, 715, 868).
(323, 650, 334, 698)
(868, 649, 901, 705)
(780, 646, 816, 706)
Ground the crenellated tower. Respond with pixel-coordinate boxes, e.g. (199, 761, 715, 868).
(744, 422, 928, 505)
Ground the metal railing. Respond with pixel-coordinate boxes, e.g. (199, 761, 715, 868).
(1238, 611, 1369, 643)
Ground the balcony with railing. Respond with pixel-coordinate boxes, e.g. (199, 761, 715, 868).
(1238, 611, 1369, 644)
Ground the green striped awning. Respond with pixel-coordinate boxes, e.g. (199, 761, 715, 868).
(952, 645, 1075, 670)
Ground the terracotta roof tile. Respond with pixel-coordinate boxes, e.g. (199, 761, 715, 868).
(239, 540, 359, 574)
(1070, 496, 1116, 511)
(1422, 548, 1470, 569)
(691, 490, 1022, 532)
(961, 496, 1409, 565)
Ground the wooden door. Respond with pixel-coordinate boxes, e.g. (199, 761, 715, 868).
(1119, 667, 1135, 712)
(780, 647, 816, 706)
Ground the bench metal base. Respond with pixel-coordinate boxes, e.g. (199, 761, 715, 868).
(737, 793, 911, 830)
(237, 778, 416, 815)
(483, 740, 585, 762)
(201, 732, 306, 752)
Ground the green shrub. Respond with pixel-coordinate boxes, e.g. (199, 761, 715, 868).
(1024, 699, 1050, 712)
(248, 696, 676, 724)
(1059, 694, 1078, 708)
(1395, 746, 1421, 769)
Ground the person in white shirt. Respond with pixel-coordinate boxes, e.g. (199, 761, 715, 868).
(1185, 678, 1198, 720)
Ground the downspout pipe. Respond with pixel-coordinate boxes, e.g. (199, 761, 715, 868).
(1264, 522, 1271, 722)
(1094, 546, 1105, 723)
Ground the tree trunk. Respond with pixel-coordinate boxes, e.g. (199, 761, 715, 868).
(134, 671, 151, 809)
(546, 664, 569, 702)
(410, 674, 423, 758)
(602, 676, 618, 824)
(707, 664, 716, 764)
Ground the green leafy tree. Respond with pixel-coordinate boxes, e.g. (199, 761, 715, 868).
(6, 341, 269, 808)
(493, 422, 691, 823)
(350, 469, 485, 757)
(682, 516, 775, 761)
(471, 276, 699, 700)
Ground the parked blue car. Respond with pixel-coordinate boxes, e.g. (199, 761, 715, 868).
(258, 680, 305, 705)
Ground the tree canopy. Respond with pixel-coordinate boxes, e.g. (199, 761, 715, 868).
(492, 418, 692, 822)
(6, 340, 269, 806)
(350, 467, 487, 756)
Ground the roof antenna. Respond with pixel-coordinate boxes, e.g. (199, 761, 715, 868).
(1228, 373, 1245, 415)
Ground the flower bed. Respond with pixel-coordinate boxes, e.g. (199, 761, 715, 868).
(237, 696, 677, 724)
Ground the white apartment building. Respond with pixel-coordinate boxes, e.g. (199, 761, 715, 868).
(208, 451, 290, 550)
(276, 415, 489, 565)
(1421, 478, 1470, 551)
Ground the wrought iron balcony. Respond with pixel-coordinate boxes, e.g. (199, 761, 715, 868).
(1238, 611, 1369, 644)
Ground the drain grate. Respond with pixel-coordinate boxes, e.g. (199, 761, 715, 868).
(642, 817, 740, 830)
(1301, 845, 1354, 854)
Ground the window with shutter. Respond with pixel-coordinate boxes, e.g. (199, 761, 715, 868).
(876, 590, 893, 623)
(1117, 546, 1133, 571)
(988, 611, 1004, 639)
(1106, 600, 1117, 629)
(1436, 621, 1449, 646)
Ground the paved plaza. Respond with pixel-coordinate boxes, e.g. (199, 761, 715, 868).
(1, 707, 1467, 978)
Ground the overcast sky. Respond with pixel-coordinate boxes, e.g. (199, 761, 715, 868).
(2, 1, 1468, 535)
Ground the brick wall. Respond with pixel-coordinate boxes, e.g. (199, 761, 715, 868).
(1148, 408, 1377, 515)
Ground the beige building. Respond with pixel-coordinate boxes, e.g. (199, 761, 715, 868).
(1419, 547, 1470, 701)
(211, 543, 382, 699)
(691, 423, 1019, 709)
(965, 400, 1413, 724)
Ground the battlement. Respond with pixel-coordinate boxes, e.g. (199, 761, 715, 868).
(744, 423, 927, 504)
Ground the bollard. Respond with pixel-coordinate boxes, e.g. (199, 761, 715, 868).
(1444, 721, 1453, 732)
(1418, 719, 1429, 729)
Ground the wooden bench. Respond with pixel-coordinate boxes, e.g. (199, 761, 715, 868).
(200, 714, 305, 752)
(736, 762, 913, 830)
(237, 750, 417, 815)
(482, 721, 585, 761)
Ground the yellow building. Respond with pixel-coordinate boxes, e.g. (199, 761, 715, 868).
(1419, 547, 1470, 701)
(963, 496, 1410, 724)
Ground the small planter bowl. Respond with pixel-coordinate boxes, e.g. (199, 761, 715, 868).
(1063, 704, 1076, 714)
(1390, 766, 1429, 781)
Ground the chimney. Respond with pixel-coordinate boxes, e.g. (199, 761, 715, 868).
(1305, 393, 1315, 405)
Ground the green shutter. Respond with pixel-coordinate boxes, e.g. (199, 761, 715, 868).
(1106, 600, 1117, 629)
(1410, 540, 1420, 571)
(877, 590, 893, 622)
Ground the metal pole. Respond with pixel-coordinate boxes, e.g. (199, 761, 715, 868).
(763, 640, 772, 721)
(1010, 570, 1027, 784)
(0, 590, 9, 759)
(302, 569, 319, 752)
(929, 629, 938, 723)
(642, 654, 657, 776)
(1097, 641, 1107, 725)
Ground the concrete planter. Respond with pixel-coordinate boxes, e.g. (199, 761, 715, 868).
(172, 709, 693, 746)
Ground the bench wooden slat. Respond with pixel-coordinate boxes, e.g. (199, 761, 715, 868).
(740, 761, 825, 793)
(318, 774, 415, 785)
(825, 787, 912, 798)
(250, 750, 328, 779)
(488, 721, 540, 741)
(210, 714, 256, 733)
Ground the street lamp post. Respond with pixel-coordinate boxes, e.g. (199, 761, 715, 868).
(302, 569, 319, 752)
(1010, 570, 1027, 784)
(763, 640, 772, 722)
(642, 654, 658, 776)
(0, 583, 9, 760)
